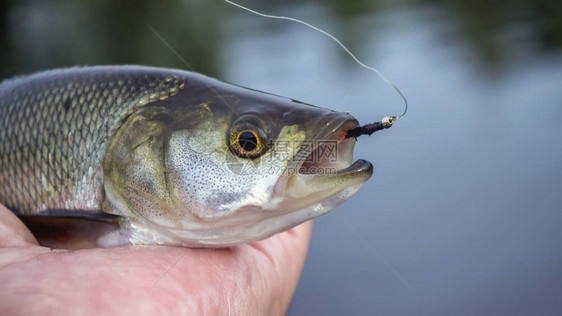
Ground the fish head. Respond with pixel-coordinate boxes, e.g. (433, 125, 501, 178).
(103, 78, 372, 247)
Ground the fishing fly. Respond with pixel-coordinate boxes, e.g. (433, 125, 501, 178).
(222, 0, 409, 140)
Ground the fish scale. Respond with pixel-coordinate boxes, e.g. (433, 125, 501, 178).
(0, 66, 185, 215)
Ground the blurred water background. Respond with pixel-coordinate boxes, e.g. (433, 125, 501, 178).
(1, 0, 561, 314)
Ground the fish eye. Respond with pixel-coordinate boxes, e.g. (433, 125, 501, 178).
(237, 130, 260, 152)
(228, 118, 268, 159)
(230, 128, 266, 158)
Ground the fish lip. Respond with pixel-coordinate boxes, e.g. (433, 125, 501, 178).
(333, 159, 373, 175)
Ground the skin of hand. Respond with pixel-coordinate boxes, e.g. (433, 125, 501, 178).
(0, 204, 312, 315)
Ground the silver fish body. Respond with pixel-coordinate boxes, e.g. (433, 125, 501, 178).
(0, 66, 372, 248)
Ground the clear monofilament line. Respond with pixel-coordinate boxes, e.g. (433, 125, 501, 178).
(223, 0, 408, 119)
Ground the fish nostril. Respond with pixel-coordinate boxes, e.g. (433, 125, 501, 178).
(282, 112, 295, 123)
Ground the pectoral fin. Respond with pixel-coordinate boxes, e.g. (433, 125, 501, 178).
(19, 211, 126, 249)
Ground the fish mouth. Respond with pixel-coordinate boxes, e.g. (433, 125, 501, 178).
(271, 117, 373, 211)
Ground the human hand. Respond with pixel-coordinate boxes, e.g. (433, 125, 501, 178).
(0, 204, 312, 315)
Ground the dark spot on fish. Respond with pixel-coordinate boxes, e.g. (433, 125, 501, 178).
(64, 98, 71, 112)
(162, 139, 171, 196)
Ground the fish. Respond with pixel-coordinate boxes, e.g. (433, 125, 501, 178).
(0, 65, 373, 249)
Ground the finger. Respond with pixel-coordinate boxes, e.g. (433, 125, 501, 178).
(136, 221, 313, 315)
(245, 220, 313, 315)
(273, 220, 314, 280)
(272, 220, 313, 314)
(0, 204, 39, 247)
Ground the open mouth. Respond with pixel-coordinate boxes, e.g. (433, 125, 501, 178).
(273, 118, 373, 201)
(296, 118, 372, 176)
(298, 136, 356, 175)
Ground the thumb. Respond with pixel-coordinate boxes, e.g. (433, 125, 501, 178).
(0, 204, 39, 247)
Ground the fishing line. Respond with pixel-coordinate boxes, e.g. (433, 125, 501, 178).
(223, 0, 412, 289)
(223, 0, 408, 138)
